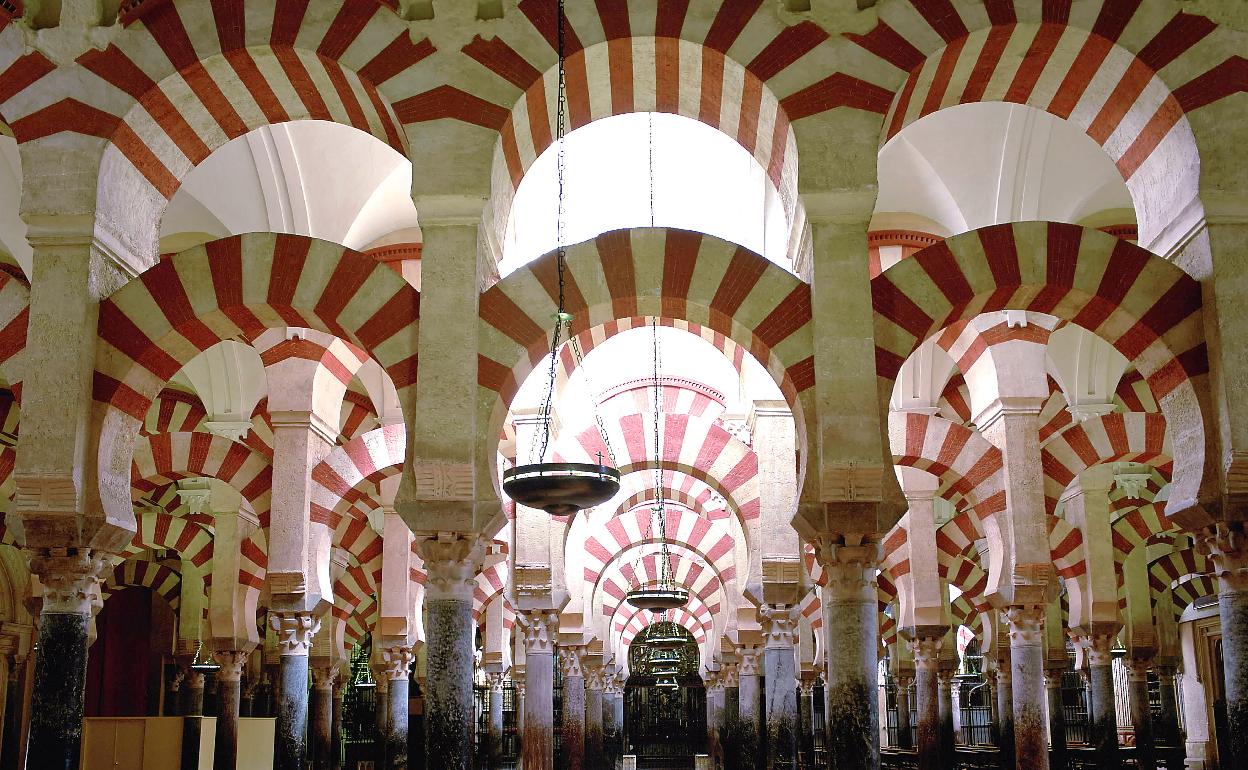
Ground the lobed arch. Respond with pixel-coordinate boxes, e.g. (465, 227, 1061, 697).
(1040, 412, 1172, 512)
(480, 228, 814, 492)
(872, 221, 1209, 529)
(93, 233, 420, 540)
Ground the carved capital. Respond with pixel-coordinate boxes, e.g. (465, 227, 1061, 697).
(212, 650, 250, 683)
(380, 646, 414, 682)
(1202, 522, 1248, 594)
(759, 604, 799, 649)
(815, 537, 880, 603)
(311, 664, 339, 691)
(738, 646, 762, 677)
(1043, 669, 1065, 689)
(1005, 605, 1046, 648)
(719, 662, 740, 688)
(486, 671, 508, 692)
(936, 668, 955, 688)
(1126, 658, 1152, 681)
(28, 549, 109, 614)
(269, 612, 320, 656)
(520, 610, 559, 655)
(1070, 631, 1116, 667)
(415, 532, 485, 601)
(907, 636, 943, 671)
(583, 664, 605, 691)
(558, 646, 585, 678)
(798, 677, 817, 697)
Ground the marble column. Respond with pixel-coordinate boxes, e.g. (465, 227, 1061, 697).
(486, 672, 507, 770)
(560, 646, 586, 770)
(240, 676, 257, 718)
(909, 636, 942, 769)
(761, 606, 798, 770)
(721, 663, 740, 728)
(798, 676, 816, 765)
(310, 663, 337, 770)
(1153, 665, 1181, 748)
(270, 612, 320, 770)
(24, 551, 104, 768)
(738, 646, 762, 764)
(1007, 607, 1049, 770)
(1043, 668, 1068, 770)
(1205, 523, 1248, 769)
(380, 646, 413, 770)
(985, 671, 999, 747)
(706, 672, 725, 768)
(819, 540, 881, 770)
(180, 666, 206, 770)
(331, 675, 345, 770)
(1076, 632, 1119, 769)
(212, 651, 249, 770)
(603, 674, 622, 768)
(1126, 659, 1155, 770)
(419, 534, 483, 770)
(521, 611, 558, 770)
(585, 665, 605, 770)
(373, 668, 390, 763)
(612, 679, 625, 755)
(937, 668, 955, 766)
(994, 663, 1014, 770)
(894, 675, 913, 750)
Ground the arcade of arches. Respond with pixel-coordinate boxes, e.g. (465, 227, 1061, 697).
(0, 2, 1243, 770)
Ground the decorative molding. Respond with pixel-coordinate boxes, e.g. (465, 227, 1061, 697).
(411, 461, 474, 501)
(820, 463, 885, 503)
(269, 613, 320, 656)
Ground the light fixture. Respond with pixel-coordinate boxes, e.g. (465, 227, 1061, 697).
(644, 616, 688, 650)
(625, 319, 688, 611)
(502, 0, 619, 516)
(189, 639, 220, 674)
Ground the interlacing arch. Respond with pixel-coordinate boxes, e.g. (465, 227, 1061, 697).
(101, 558, 182, 611)
(873, 221, 1209, 524)
(1040, 412, 1172, 512)
(94, 233, 420, 530)
(479, 228, 814, 478)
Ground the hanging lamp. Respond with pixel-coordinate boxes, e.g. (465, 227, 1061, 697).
(645, 614, 688, 650)
(502, 0, 619, 516)
(189, 638, 221, 674)
(626, 319, 689, 612)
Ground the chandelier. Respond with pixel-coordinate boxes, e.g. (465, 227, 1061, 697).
(625, 319, 689, 611)
(501, 0, 619, 516)
(645, 615, 688, 650)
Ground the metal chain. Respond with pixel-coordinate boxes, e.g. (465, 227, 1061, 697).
(532, 0, 570, 464)
(651, 316, 673, 587)
(648, 111, 656, 228)
(567, 332, 618, 466)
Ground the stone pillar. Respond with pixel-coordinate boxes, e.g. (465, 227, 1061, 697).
(1126, 659, 1155, 770)
(936, 668, 955, 766)
(240, 676, 257, 718)
(737, 645, 762, 763)
(707, 672, 725, 768)
(585, 664, 605, 770)
(521, 611, 558, 770)
(818, 540, 880, 770)
(560, 646, 586, 770)
(603, 673, 622, 769)
(721, 663, 740, 728)
(373, 667, 390, 762)
(612, 677, 625, 755)
(909, 636, 942, 769)
(486, 672, 507, 770)
(380, 646, 413, 770)
(761, 606, 798, 770)
(270, 612, 320, 770)
(798, 675, 816, 766)
(894, 674, 913, 749)
(0, 660, 25, 770)
(1153, 665, 1182, 748)
(1204, 522, 1248, 768)
(1074, 631, 1119, 769)
(994, 663, 1013, 770)
(1043, 668, 1068, 770)
(180, 666, 207, 770)
(418, 534, 483, 770)
(212, 650, 249, 770)
(1007, 606, 1050, 770)
(24, 552, 103, 770)
(310, 664, 337, 770)
(331, 675, 345, 770)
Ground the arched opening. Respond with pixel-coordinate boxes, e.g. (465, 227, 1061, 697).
(85, 584, 176, 717)
(624, 622, 706, 761)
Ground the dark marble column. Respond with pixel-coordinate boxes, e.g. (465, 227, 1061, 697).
(419, 535, 482, 770)
(584, 666, 605, 770)
(602, 675, 621, 769)
(212, 650, 249, 770)
(761, 605, 798, 770)
(1, 661, 25, 770)
(521, 611, 558, 770)
(985, 671, 999, 747)
(707, 674, 726, 769)
(798, 676, 815, 766)
(270, 612, 320, 770)
(909, 635, 942, 770)
(559, 647, 586, 770)
(1043, 668, 1068, 770)
(936, 668, 955, 766)
(180, 668, 206, 770)
(1126, 659, 1155, 770)
(1006, 607, 1049, 770)
(1153, 665, 1181, 748)
(1076, 632, 1119, 770)
(819, 541, 880, 770)
(27, 553, 110, 770)
(1206, 524, 1248, 769)
(722, 662, 740, 729)
(239, 676, 256, 718)
(380, 647, 412, 770)
(310, 663, 337, 770)
(166, 666, 184, 716)
(486, 672, 506, 770)
(894, 675, 913, 750)
(994, 664, 1013, 770)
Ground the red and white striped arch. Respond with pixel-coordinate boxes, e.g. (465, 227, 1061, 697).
(616, 602, 715, 651)
(1040, 412, 1172, 512)
(1048, 516, 1085, 583)
(598, 545, 727, 617)
(888, 412, 1004, 525)
(583, 504, 737, 586)
(873, 222, 1207, 521)
(131, 431, 273, 521)
(612, 476, 732, 523)
(122, 510, 214, 571)
(141, 389, 208, 436)
(94, 233, 419, 531)
(102, 558, 182, 611)
(598, 378, 727, 426)
(479, 228, 814, 465)
(309, 423, 405, 524)
(472, 559, 510, 625)
(257, 334, 371, 392)
(1111, 501, 1174, 562)
(0, 272, 28, 398)
(1148, 547, 1209, 608)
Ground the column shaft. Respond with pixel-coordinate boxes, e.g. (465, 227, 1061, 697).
(29, 611, 90, 770)
(385, 676, 410, 770)
(585, 683, 604, 770)
(937, 670, 955, 767)
(819, 543, 880, 770)
(559, 649, 585, 770)
(213, 652, 249, 770)
(1127, 661, 1154, 770)
(332, 683, 345, 770)
(1154, 667, 1181, 749)
(798, 681, 814, 766)
(487, 677, 506, 770)
(271, 613, 319, 770)
(707, 682, 725, 769)
(603, 682, 622, 769)
(420, 535, 481, 770)
(310, 667, 335, 770)
(180, 671, 206, 770)
(763, 644, 797, 769)
(738, 649, 761, 765)
(522, 612, 557, 770)
(1079, 634, 1119, 770)
(1008, 606, 1050, 770)
(1208, 525, 1248, 769)
(995, 668, 1013, 770)
(0, 664, 23, 770)
(1044, 670, 1068, 770)
(894, 677, 913, 750)
(915, 669, 938, 768)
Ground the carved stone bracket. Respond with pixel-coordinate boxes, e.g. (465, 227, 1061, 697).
(28, 549, 109, 614)
(760, 604, 799, 649)
(269, 612, 321, 656)
(738, 646, 762, 677)
(486, 671, 508, 692)
(380, 646, 414, 682)
(416, 532, 485, 601)
(520, 610, 559, 655)
(213, 650, 250, 683)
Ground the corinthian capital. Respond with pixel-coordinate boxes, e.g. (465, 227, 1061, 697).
(415, 532, 485, 601)
(815, 536, 880, 603)
(380, 645, 414, 681)
(1005, 606, 1046, 648)
(213, 650, 251, 683)
(760, 604, 799, 649)
(558, 646, 585, 678)
(906, 635, 943, 670)
(1202, 522, 1248, 593)
(269, 612, 320, 656)
(29, 549, 109, 614)
(520, 610, 559, 655)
